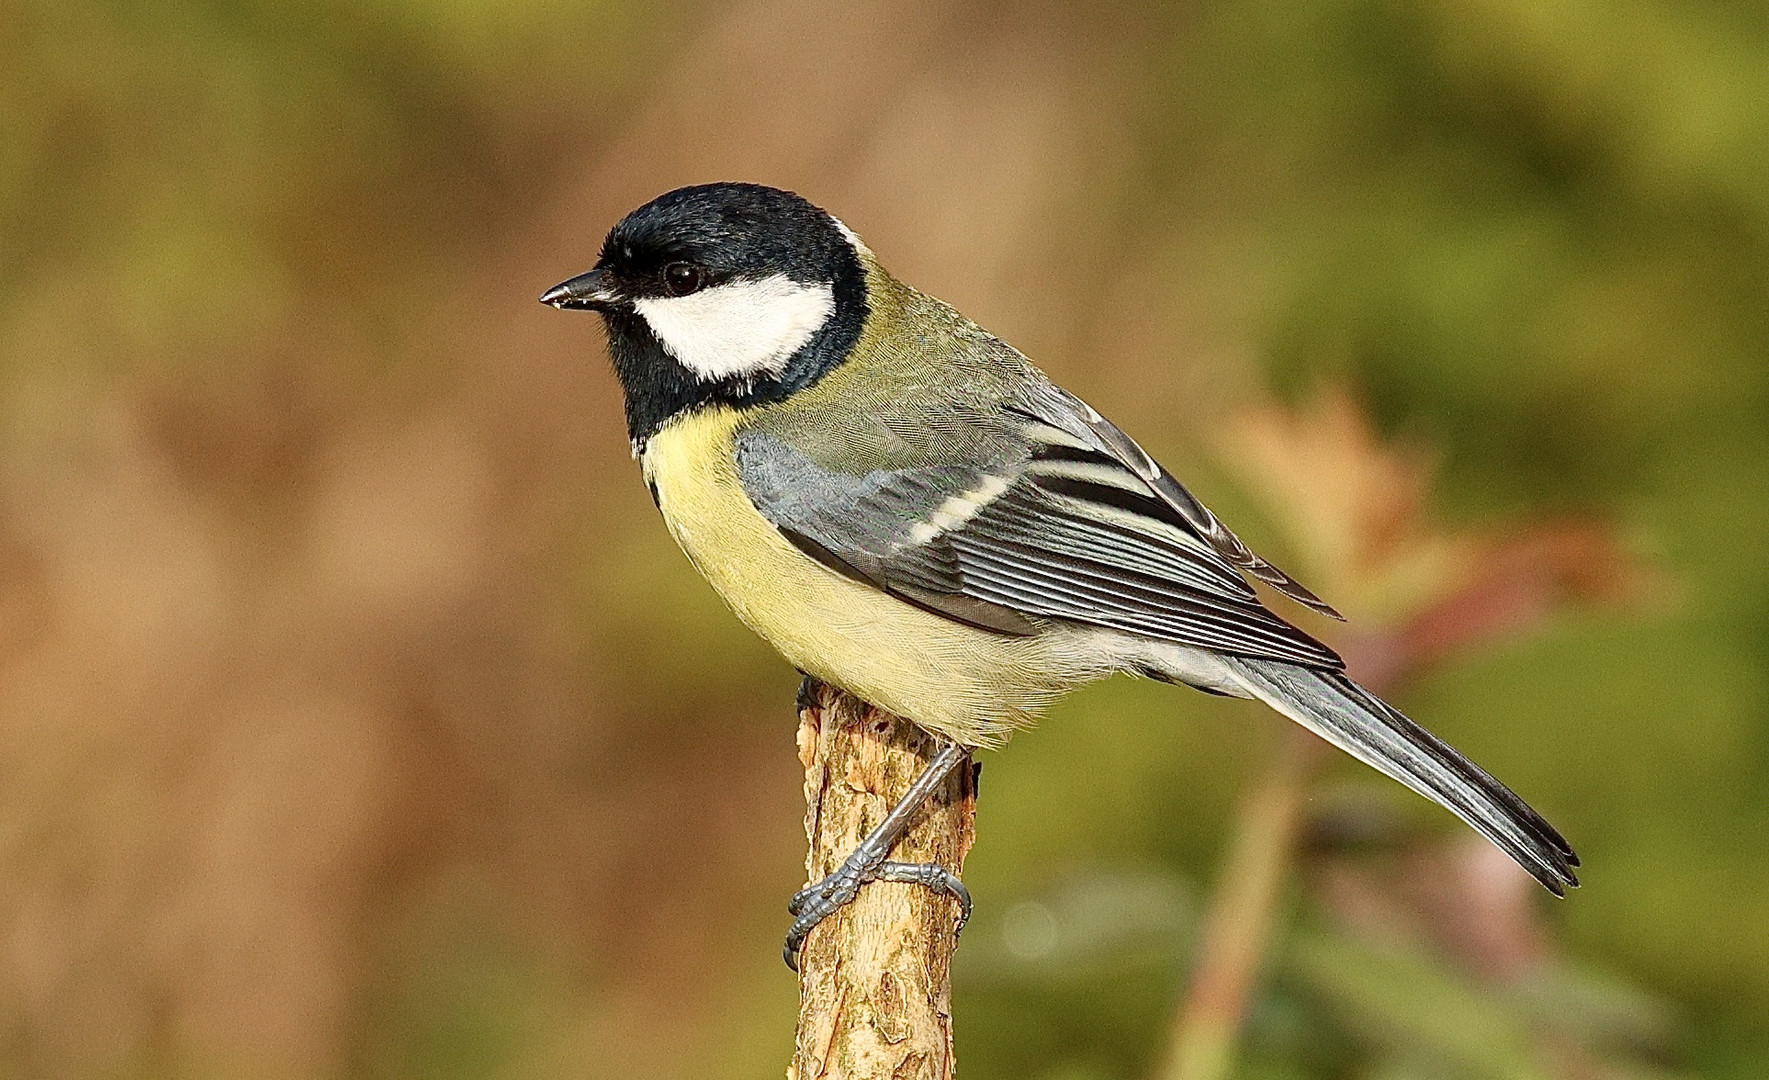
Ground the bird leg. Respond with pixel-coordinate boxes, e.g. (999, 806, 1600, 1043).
(784, 739, 973, 971)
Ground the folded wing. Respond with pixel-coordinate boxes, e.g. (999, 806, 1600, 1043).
(734, 399, 1341, 669)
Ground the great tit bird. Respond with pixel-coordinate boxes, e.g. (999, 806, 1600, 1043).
(542, 182, 1577, 969)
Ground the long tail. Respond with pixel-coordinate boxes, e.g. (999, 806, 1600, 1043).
(1219, 655, 1579, 895)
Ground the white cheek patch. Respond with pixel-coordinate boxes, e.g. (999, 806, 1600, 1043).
(633, 274, 835, 381)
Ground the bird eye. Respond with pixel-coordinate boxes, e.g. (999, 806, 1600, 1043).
(663, 262, 703, 297)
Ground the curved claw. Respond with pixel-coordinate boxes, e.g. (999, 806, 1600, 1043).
(783, 860, 972, 971)
(783, 911, 820, 972)
(873, 861, 972, 935)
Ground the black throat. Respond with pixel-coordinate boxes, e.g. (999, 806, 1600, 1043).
(602, 247, 867, 449)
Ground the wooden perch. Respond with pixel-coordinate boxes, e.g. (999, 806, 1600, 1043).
(789, 681, 976, 1080)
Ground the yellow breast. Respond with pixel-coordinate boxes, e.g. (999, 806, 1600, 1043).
(639, 405, 1101, 745)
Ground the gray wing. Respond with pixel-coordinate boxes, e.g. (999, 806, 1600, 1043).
(734, 393, 1343, 670)
(1022, 383, 1343, 620)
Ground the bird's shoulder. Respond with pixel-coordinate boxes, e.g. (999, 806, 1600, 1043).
(742, 279, 1038, 472)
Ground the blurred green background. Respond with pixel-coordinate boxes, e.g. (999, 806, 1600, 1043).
(3, 1, 1766, 1077)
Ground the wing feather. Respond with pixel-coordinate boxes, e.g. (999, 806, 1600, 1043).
(1011, 391, 1345, 619)
(735, 420, 1342, 670)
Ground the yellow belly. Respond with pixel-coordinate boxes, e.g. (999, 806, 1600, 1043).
(640, 406, 1105, 745)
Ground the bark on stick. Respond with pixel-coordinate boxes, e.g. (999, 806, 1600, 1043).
(789, 681, 975, 1080)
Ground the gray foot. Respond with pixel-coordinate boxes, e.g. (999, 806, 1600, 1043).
(784, 857, 970, 971)
(783, 740, 973, 972)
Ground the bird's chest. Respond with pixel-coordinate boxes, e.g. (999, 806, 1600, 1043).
(638, 407, 838, 634)
(635, 405, 1081, 745)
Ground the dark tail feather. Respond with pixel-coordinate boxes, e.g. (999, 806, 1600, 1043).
(1221, 656, 1579, 894)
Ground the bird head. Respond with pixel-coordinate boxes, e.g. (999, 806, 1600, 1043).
(543, 183, 869, 447)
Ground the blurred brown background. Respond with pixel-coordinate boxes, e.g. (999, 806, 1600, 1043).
(4, 1, 1768, 1077)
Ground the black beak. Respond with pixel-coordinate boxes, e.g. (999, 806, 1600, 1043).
(540, 267, 619, 311)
